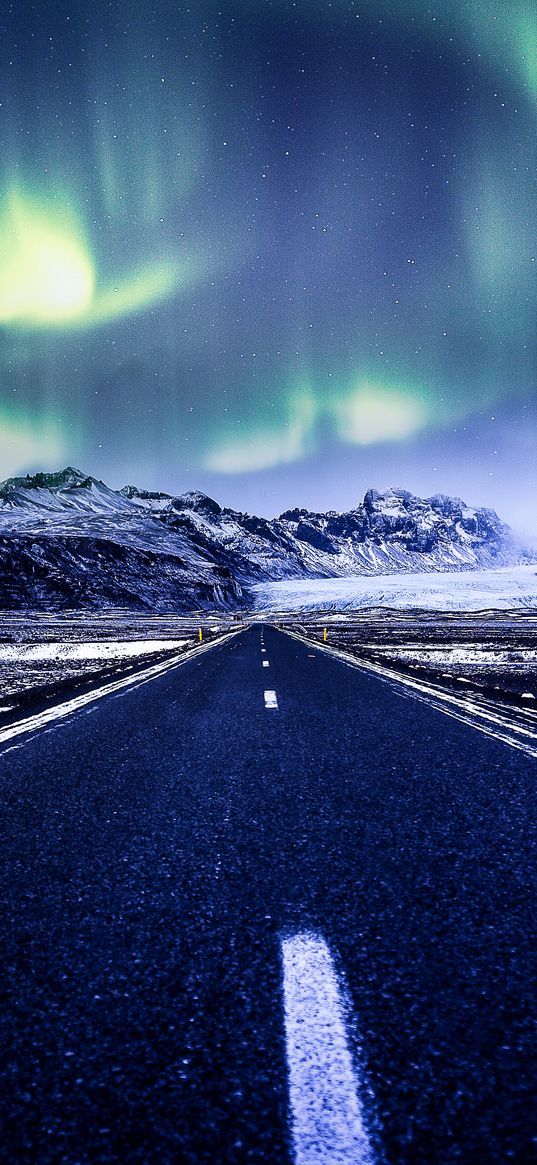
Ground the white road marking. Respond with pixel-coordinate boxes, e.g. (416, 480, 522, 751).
(263, 660, 270, 668)
(285, 629, 537, 759)
(261, 647, 267, 653)
(281, 932, 374, 1165)
(0, 632, 239, 753)
(264, 689, 278, 709)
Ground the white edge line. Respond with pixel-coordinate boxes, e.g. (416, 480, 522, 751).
(0, 631, 241, 753)
(283, 628, 537, 760)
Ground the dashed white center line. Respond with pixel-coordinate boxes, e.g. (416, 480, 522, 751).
(263, 660, 270, 668)
(261, 648, 267, 653)
(264, 689, 278, 709)
(281, 931, 374, 1165)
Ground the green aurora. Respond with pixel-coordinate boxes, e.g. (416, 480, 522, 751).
(0, 0, 535, 530)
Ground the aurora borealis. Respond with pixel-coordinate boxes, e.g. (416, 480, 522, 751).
(0, 1, 536, 531)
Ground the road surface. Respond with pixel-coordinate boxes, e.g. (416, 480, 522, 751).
(0, 625, 535, 1163)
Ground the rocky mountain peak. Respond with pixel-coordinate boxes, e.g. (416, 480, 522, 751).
(173, 490, 222, 517)
(0, 466, 92, 493)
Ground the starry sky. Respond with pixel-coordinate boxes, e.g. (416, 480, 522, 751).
(0, 1, 536, 532)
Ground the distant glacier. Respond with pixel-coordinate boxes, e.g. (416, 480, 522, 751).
(252, 565, 537, 612)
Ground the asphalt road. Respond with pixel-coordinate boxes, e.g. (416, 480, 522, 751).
(0, 624, 535, 1164)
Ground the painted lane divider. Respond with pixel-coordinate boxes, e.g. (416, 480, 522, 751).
(263, 660, 270, 668)
(264, 690, 279, 709)
(281, 932, 374, 1165)
(261, 647, 267, 654)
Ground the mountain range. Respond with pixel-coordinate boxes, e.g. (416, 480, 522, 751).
(0, 468, 532, 610)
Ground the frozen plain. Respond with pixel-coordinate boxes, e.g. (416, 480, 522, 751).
(251, 563, 537, 612)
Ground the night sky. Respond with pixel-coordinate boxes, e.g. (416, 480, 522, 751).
(1, 1, 536, 533)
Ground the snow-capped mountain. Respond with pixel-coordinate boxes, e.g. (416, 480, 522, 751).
(121, 481, 526, 576)
(0, 469, 531, 610)
(0, 469, 243, 611)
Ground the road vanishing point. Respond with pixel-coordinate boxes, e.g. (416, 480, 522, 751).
(0, 625, 535, 1164)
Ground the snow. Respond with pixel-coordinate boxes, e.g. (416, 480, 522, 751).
(0, 639, 188, 662)
(381, 647, 537, 667)
(251, 564, 537, 612)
